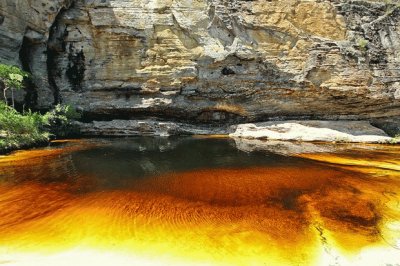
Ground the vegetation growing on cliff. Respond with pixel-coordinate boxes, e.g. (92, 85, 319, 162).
(0, 64, 81, 153)
(0, 64, 42, 152)
(44, 104, 81, 137)
(0, 64, 30, 108)
(0, 102, 49, 152)
(0, 102, 82, 153)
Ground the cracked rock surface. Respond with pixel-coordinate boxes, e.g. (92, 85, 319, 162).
(0, 0, 399, 135)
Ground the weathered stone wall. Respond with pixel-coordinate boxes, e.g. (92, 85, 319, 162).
(1, 0, 399, 133)
(0, 0, 74, 106)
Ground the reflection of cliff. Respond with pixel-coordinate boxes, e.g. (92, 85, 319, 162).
(1, 1, 399, 131)
(0, 140, 400, 265)
(0, 150, 80, 187)
(69, 137, 285, 181)
(0, 142, 94, 191)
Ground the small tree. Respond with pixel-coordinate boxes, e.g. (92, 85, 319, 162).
(0, 64, 30, 108)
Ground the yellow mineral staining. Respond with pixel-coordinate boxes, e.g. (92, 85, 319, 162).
(248, 0, 346, 41)
(209, 103, 248, 116)
(0, 142, 399, 265)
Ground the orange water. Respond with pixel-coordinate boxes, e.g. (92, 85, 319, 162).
(0, 138, 399, 265)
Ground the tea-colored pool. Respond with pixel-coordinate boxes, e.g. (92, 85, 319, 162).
(0, 137, 399, 265)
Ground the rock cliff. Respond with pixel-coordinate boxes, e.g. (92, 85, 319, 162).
(1, 0, 399, 135)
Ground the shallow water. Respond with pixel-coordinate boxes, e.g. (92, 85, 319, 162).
(0, 137, 399, 266)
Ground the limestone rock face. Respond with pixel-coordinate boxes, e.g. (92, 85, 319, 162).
(0, 0, 74, 106)
(77, 119, 228, 136)
(76, 119, 395, 144)
(1, 0, 400, 133)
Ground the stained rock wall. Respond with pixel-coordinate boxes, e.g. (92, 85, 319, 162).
(0, 0, 74, 106)
(1, 0, 399, 133)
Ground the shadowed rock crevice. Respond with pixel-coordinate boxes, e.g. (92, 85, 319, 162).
(66, 47, 86, 92)
(0, 0, 75, 109)
(47, 7, 70, 105)
(19, 35, 39, 109)
(0, 0, 399, 134)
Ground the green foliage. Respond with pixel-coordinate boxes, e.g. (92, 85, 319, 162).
(0, 64, 30, 90)
(0, 64, 30, 108)
(43, 104, 81, 138)
(0, 64, 81, 153)
(357, 38, 369, 51)
(0, 102, 81, 153)
(0, 102, 49, 152)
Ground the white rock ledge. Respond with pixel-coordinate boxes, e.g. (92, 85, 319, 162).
(229, 121, 393, 144)
(77, 120, 397, 144)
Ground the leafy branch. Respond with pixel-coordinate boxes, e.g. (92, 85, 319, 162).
(0, 64, 30, 108)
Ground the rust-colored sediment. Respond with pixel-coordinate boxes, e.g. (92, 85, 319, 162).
(0, 143, 399, 265)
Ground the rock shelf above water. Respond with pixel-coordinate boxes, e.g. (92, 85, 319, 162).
(0, 0, 399, 135)
(230, 120, 394, 143)
(77, 119, 396, 144)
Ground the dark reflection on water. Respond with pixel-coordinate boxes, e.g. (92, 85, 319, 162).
(0, 137, 399, 266)
(69, 137, 323, 189)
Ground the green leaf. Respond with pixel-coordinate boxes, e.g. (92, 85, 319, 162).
(9, 73, 24, 82)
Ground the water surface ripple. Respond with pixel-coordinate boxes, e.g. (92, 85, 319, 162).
(0, 137, 399, 266)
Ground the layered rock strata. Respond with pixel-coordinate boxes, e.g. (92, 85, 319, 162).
(1, 0, 399, 136)
(0, 0, 74, 105)
(78, 119, 396, 144)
